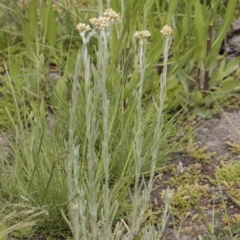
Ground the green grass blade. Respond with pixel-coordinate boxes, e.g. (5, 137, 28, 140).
(206, 0, 237, 66)
(28, 0, 38, 38)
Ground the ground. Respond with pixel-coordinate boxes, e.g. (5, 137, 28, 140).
(2, 20, 240, 237)
(150, 109, 240, 239)
(2, 108, 240, 239)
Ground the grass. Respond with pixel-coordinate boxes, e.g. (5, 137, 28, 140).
(1, 0, 240, 239)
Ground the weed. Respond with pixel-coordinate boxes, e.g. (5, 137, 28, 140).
(227, 141, 240, 155)
(1, 0, 240, 239)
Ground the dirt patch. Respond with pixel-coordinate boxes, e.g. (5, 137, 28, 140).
(198, 110, 240, 155)
(151, 110, 240, 239)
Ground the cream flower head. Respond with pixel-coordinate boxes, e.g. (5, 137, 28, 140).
(90, 16, 110, 30)
(160, 25, 173, 37)
(90, 8, 120, 30)
(76, 23, 91, 33)
(134, 30, 151, 39)
(103, 8, 121, 23)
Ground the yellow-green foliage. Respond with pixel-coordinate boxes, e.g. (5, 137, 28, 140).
(217, 95, 240, 110)
(0, 86, 16, 129)
(215, 162, 240, 205)
(222, 214, 240, 225)
(0, 85, 29, 130)
(186, 138, 216, 162)
(169, 183, 208, 218)
(166, 163, 209, 219)
(0, 224, 7, 240)
(169, 163, 202, 186)
(227, 141, 240, 155)
(216, 162, 240, 186)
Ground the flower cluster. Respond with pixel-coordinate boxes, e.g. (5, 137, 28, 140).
(76, 23, 91, 33)
(134, 30, 151, 39)
(103, 8, 121, 23)
(89, 8, 120, 30)
(89, 16, 111, 30)
(160, 25, 174, 37)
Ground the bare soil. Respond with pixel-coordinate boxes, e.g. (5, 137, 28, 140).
(150, 109, 240, 240)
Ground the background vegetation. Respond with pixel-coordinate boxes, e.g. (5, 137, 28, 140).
(1, 0, 240, 239)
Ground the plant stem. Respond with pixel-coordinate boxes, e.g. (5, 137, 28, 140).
(152, 37, 171, 177)
(203, 25, 212, 90)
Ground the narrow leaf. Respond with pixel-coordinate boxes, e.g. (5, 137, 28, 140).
(206, 0, 237, 66)
(46, 3, 57, 47)
(28, 0, 37, 38)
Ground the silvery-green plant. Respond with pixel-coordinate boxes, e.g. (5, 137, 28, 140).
(61, 22, 97, 240)
(130, 25, 174, 240)
(153, 25, 175, 236)
(152, 25, 174, 170)
(126, 30, 151, 239)
(119, 25, 174, 239)
(62, 8, 121, 240)
(62, 8, 175, 238)
(0, 1, 180, 238)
